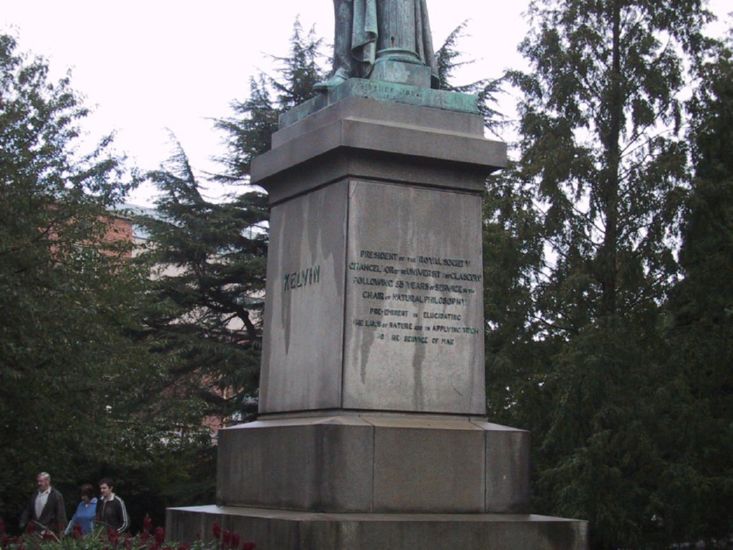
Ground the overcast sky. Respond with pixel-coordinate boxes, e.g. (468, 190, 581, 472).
(2, 1, 731, 205)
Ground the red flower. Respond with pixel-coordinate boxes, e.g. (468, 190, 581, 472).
(242, 543, 256, 550)
(143, 515, 153, 533)
(231, 533, 240, 548)
(222, 530, 232, 548)
(108, 528, 120, 545)
(42, 531, 56, 541)
(212, 522, 221, 539)
(124, 534, 133, 550)
(140, 530, 150, 544)
(72, 524, 83, 540)
(178, 544, 190, 550)
(25, 522, 35, 534)
(154, 527, 165, 545)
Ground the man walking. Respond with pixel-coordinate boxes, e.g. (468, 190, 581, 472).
(19, 472, 67, 536)
(95, 478, 129, 533)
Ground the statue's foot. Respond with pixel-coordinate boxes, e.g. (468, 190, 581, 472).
(314, 69, 350, 92)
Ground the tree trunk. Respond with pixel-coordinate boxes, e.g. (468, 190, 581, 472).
(600, 1, 622, 318)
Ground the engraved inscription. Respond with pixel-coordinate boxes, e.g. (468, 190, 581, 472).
(283, 265, 321, 293)
(349, 250, 482, 346)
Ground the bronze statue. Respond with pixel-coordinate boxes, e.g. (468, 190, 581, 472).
(315, 0, 439, 90)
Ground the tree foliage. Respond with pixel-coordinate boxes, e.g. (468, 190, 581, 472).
(434, 20, 503, 130)
(483, 1, 725, 547)
(140, 144, 268, 422)
(0, 33, 147, 527)
(214, 19, 325, 183)
(0, 34, 220, 534)
(137, 20, 328, 423)
(659, 37, 733, 543)
(125, 23, 327, 508)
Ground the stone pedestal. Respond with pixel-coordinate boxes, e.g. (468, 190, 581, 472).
(167, 83, 588, 549)
(215, 416, 529, 515)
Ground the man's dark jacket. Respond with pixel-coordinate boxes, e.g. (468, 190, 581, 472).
(96, 495, 129, 533)
(20, 488, 67, 534)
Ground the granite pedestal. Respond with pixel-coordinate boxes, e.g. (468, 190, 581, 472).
(167, 82, 588, 549)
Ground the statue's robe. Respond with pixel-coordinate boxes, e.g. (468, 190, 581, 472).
(351, 0, 438, 85)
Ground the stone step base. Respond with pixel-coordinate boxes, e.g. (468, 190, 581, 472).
(217, 415, 529, 514)
(167, 505, 588, 550)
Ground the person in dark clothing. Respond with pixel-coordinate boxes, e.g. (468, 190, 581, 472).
(95, 478, 128, 533)
(19, 472, 67, 536)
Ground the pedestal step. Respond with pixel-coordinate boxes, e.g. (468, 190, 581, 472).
(167, 505, 588, 550)
(217, 415, 529, 514)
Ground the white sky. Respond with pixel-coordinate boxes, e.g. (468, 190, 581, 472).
(2, 1, 731, 205)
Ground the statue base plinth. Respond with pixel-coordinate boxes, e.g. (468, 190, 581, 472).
(279, 78, 478, 128)
(371, 58, 432, 88)
(215, 415, 530, 514)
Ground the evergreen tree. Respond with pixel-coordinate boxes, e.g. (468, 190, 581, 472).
(659, 36, 733, 544)
(140, 144, 268, 422)
(141, 21, 326, 422)
(434, 21, 503, 131)
(484, 162, 550, 429)
(215, 19, 325, 183)
(486, 1, 717, 547)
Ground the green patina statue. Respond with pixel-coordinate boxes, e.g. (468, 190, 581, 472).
(315, 0, 439, 90)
